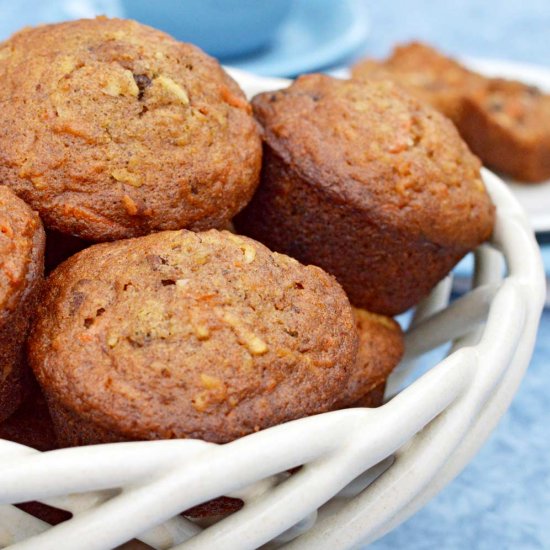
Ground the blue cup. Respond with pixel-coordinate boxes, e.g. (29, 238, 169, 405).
(120, 0, 293, 60)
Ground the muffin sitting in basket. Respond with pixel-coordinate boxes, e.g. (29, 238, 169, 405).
(235, 74, 494, 315)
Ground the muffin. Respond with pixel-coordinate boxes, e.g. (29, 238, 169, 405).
(351, 42, 485, 123)
(458, 79, 550, 182)
(235, 75, 495, 315)
(334, 308, 404, 409)
(0, 186, 45, 422)
(352, 42, 550, 182)
(0, 17, 261, 241)
(28, 229, 357, 446)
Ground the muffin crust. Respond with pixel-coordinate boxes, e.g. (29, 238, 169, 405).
(335, 308, 403, 409)
(0, 17, 261, 240)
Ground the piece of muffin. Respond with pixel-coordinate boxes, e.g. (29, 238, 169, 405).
(458, 79, 550, 182)
(0, 186, 45, 422)
(334, 308, 403, 409)
(351, 42, 485, 122)
(28, 229, 357, 446)
(0, 379, 57, 452)
(352, 42, 550, 182)
(0, 17, 261, 241)
(235, 75, 495, 315)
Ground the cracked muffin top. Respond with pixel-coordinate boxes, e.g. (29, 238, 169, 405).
(0, 17, 261, 241)
(0, 186, 44, 325)
(252, 74, 494, 249)
(334, 308, 403, 408)
(29, 229, 357, 443)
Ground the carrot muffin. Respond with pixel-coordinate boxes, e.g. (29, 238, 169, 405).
(352, 42, 550, 182)
(0, 186, 45, 422)
(28, 229, 357, 446)
(351, 42, 485, 122)
(235, 75, 495, 315)
(334, 308, 404, 409)
(458, 79, 550, 182)
(0, 17, 261, 241)
(0, 380, 71, 527)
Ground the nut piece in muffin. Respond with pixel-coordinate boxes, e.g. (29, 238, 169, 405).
(28, 229, 357, 445)
(235, 74, 495, 315)
(352, 42, 550, 182)
(0, 17, 261, 241)
(334, 308, 404, 409)
(0, 186, 45, 421)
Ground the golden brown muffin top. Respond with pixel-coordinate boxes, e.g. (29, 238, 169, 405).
(353, 42, 550, 144)
(252, 74, 494, 249)
(467, 78, 550, 142)
(0, 186, 43, 324)
(0, 17, 261, 241)
(29, 229, 357, 443)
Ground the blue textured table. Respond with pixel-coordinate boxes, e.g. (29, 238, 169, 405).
(353, 2, 550, 548)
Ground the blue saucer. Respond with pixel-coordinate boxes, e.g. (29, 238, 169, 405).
(0, 1, 368, 78)
(227, 0, 370, 77)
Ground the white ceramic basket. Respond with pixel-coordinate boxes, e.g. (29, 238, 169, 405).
(0, 72, 545, 550)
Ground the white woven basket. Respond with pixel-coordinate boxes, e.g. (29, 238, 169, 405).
(0, 72, 545, 550)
